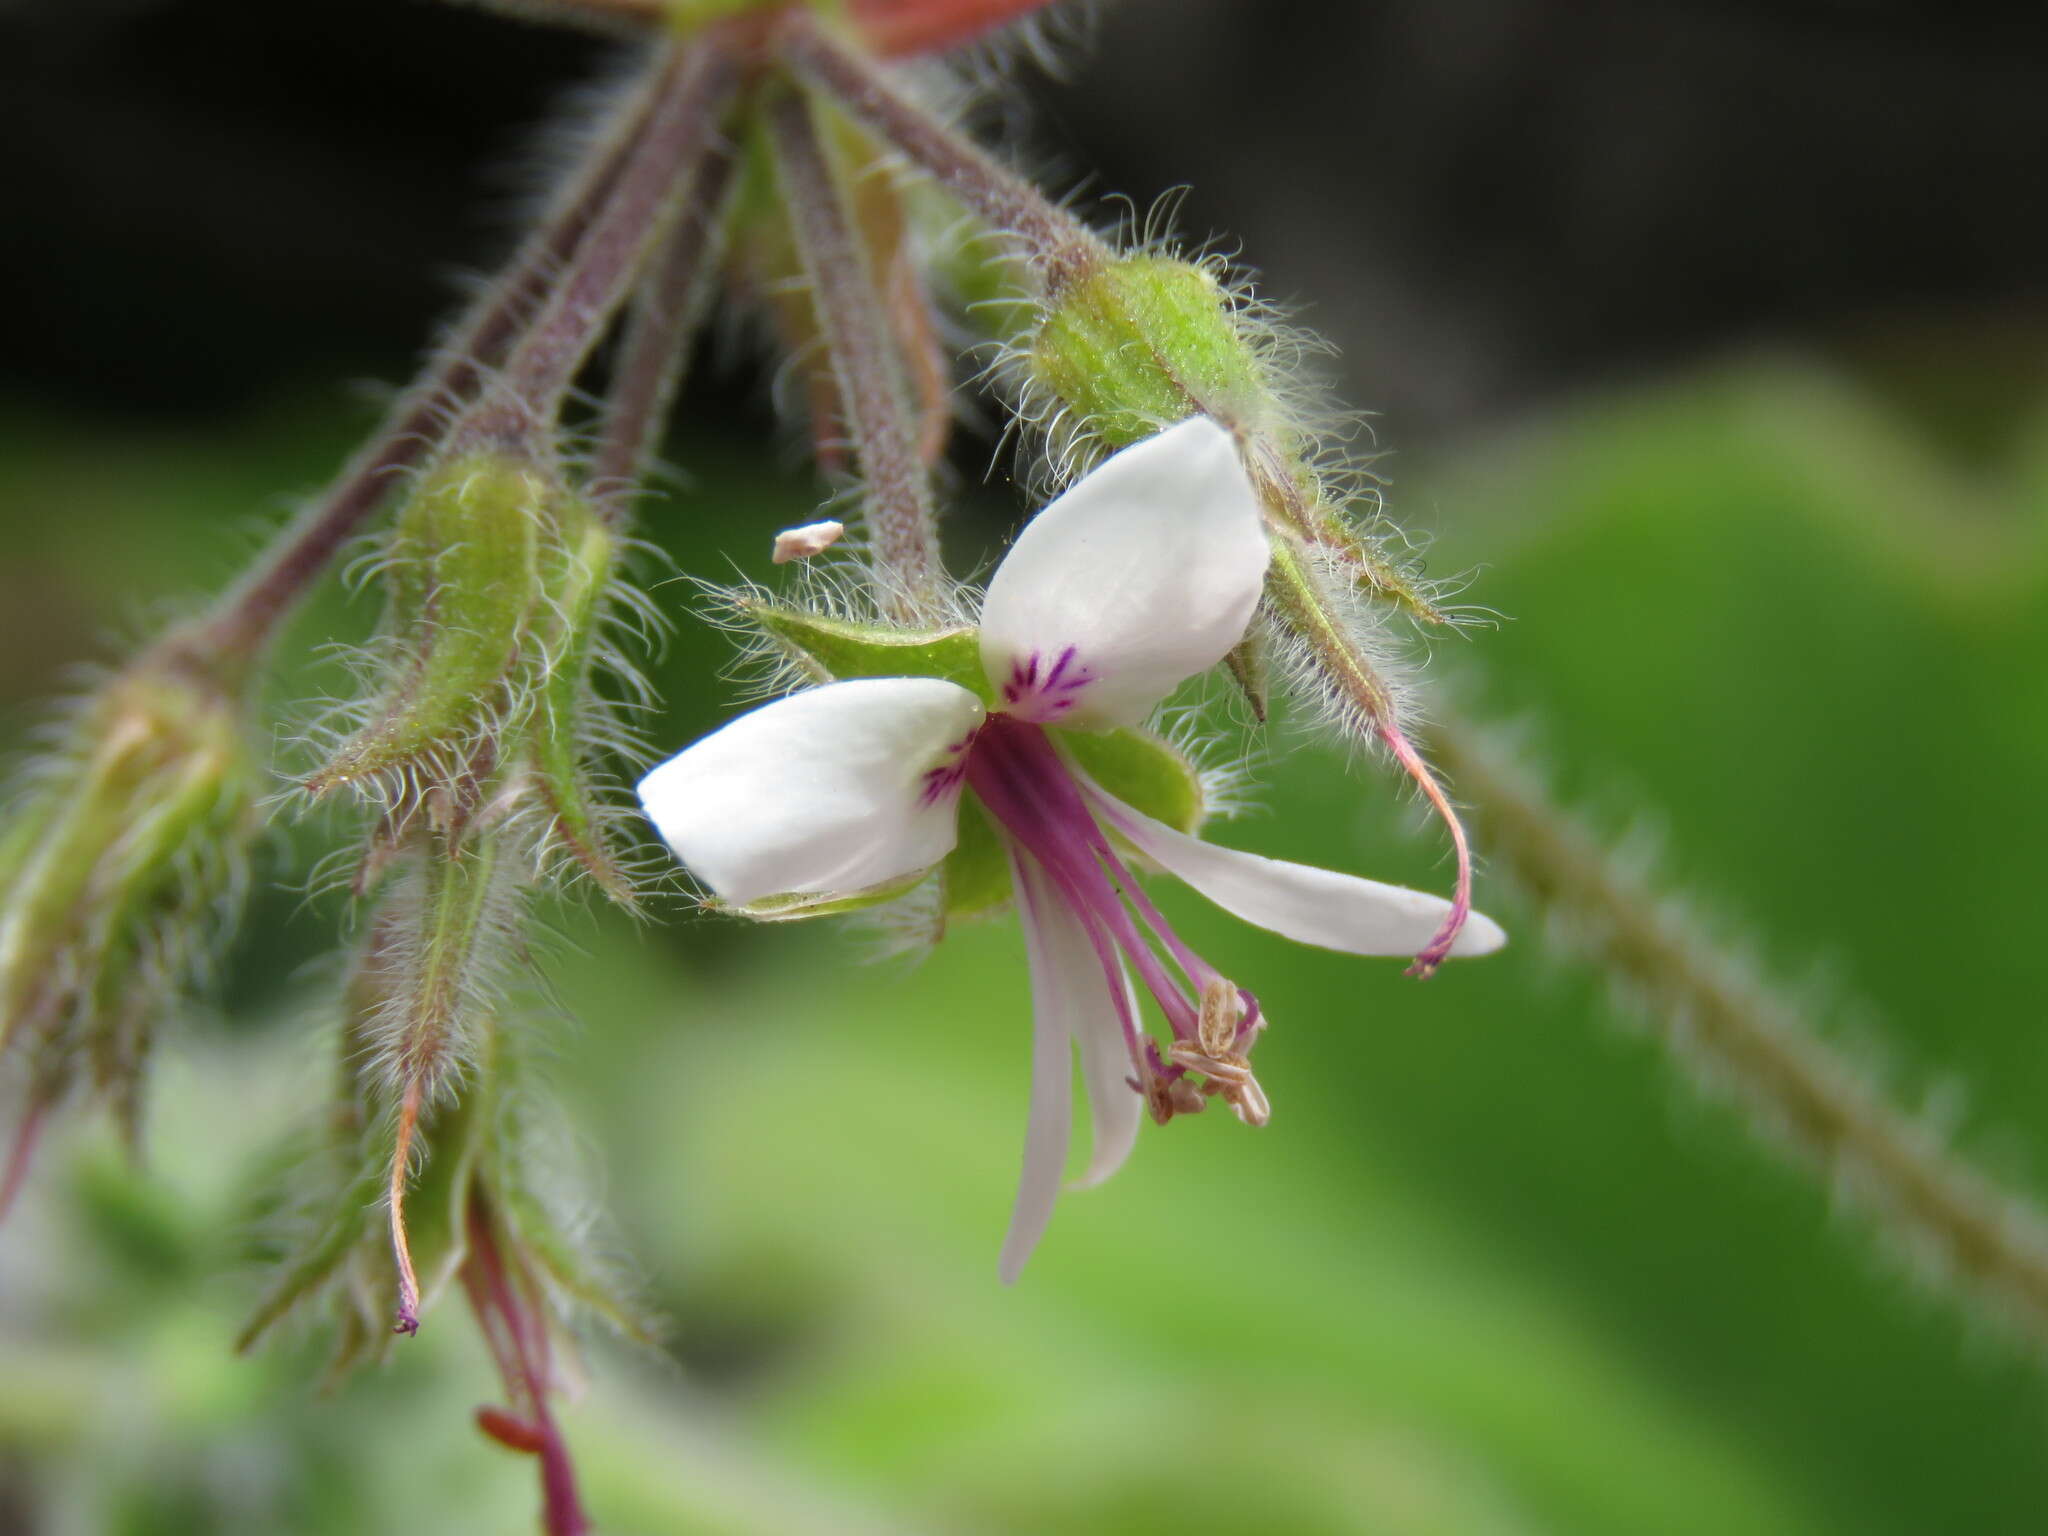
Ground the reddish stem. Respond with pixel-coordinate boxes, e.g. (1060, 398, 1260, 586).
(477, 39, 745, 444)
(589, 133, 743, 518)
(0, 1094, 49, 1227)
(850, 0, 1060, 57)
(462, 1193, 590, 1536)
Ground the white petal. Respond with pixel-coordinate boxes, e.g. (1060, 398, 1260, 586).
(637, 678, 984, 907)
(1015, 856, 1143, 1191)
(1000, 858, 1078, 1284)
(1071, 955, 1143, 1191)
(1090, 790, 1508, 959)
(979, 416, 1268, 729)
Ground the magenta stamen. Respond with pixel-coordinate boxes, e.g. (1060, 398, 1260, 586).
(966, 713, 1250, 1072)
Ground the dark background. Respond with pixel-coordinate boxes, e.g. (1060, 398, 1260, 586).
(8, 0, 2048, 441)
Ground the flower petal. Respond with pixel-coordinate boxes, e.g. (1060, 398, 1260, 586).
(637, 678, 984, 907)
(1001, 857, 1079, 1284)
(1016, 856, 1144, 1191)
(1072, 963, 1143, 1189)
(1089, 789, 1508, 959)
(979, 416, 1268, 729)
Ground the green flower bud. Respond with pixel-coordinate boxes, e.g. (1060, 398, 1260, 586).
(0, 638, 258, 1152)
(310, 452, 553, 797)
(308, 451, 643, 905)
(520, 510, 639, 904)
(1027, 255, 1265, 453)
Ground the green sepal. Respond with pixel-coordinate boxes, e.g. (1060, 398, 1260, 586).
(1224, 627, 1271, 723)
(311, 452, 550, 792)
(747, 600, 993, 702)
(1029, 256, 1264, 452)
(524, 511, 636, 906)
(1, 656, 255, 1065)
(1054, 725, 1208, 835)
(723, 869, 928, 923)
(941, 796, 1012, 921)
(393, 1083, 494, 1320)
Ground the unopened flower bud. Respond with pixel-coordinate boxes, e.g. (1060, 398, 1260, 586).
(308, 451, 641, 903)
(1026, 255, 1265, 455)
(310, 451, 554, 799)
(0, 637, 258, 1174)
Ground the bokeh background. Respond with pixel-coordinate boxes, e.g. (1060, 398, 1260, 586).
(4, 1, 2048, 1531)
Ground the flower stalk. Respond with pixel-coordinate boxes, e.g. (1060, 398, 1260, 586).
(457, 36, 746, 453)
(193, 52, 681, 663)
(764, 84, 947, 617)
(775, 11, 1106, 293)
(589, 139, 743, 515)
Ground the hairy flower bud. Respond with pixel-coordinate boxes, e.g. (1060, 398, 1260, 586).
(0, 637, 258, 1185)
(309, 450, 644, 902)
(1027, 255, 1267, 455)
(239, 902, 655, 1373)
(310, 452, 554, 799)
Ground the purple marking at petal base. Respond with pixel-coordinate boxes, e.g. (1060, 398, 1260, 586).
(918, 729, 980, 807)
(1001, 646, 1095, 721)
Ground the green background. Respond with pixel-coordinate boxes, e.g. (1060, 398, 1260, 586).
(2, 343, 2046, 1533)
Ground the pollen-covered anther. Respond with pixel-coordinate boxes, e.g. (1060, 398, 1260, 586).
(1167, 1040, 1272, 1129)
(1140, 1064, 1209, 1126)
(1196, 976, 1246, 1059)
(772, 519, 846, 564)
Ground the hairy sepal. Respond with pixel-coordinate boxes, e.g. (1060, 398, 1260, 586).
(747, 600, 992, 701)
(0, 646, 257, 1147)
(522, 513, 640, 906)
(310, 452, 552, 798)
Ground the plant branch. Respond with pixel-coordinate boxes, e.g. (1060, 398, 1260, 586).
(1428, 711, 2048, 1344)
(588, 135, 743, 519)
(192, 47, 677, 661)
(476, 40, 746, 443)
(775, 11, 1104, 292)
(765, 84, 945, 616)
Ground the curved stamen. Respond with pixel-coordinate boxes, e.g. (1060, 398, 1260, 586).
(966, 713, 1261, 1085)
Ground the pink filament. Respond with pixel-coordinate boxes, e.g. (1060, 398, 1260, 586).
(965, 713, 1259, 1079)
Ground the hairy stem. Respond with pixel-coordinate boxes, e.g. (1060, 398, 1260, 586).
(775, 12, 1104, 292)
(589, 136, 742, 518)
(477, 38, 746, 444)
(193, 47, 675, 661)
(1428, 712, 2048, 1342)
(765, 85, 944, 616)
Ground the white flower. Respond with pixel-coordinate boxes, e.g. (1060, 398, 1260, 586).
(638, 417, 1506, 1280)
